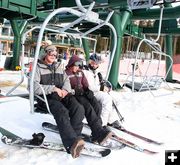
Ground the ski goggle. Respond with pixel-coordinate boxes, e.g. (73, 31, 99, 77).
(48, 54, 57, 57)
(74, 61, 83, 67)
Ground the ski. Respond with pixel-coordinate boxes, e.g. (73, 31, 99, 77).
(109, 126, 163, 145)
(42, 122, 93, 143)
(82, 123, 158, 154)
(42, 122, 126, 150)
(42, 122, 91, 142)
(42, 122, 157, 154)
(0, 126, 111, 158)
(84, 123, 163, 145)
(112, 134, 158, 154)
(83, 124, 158, 154)
(42, 122, 59, 133)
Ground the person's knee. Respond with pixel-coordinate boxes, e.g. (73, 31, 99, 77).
(70, 97, 85, 117)
(50, 101, 68, 116)
(52, 106, 68, 118)
(76, 103, 85, 117)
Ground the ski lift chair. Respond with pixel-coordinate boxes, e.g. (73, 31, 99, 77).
(124, 39, 173, 96)
(123, 5, 173, 96)
(138, 50, 173, 95)
(20, 27, 98, 114)
(29, 0, 118, 114)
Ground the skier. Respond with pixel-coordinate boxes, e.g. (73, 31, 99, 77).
(65, 55, 102, 119)
(83, 53, 123, 128)
(65, 55, 114, 139)
(33, 46, 113, 158)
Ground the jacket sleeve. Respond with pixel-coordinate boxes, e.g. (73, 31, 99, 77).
(81, 71, 89, 89)
(34, 66, 56, 95)
(83, 70, 100, 92)
(62, 72, 72, 93)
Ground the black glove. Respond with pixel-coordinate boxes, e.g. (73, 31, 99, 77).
(97, 72, 103, 83)
(84, 88, 94, 100)
(74, 87, 84, 96)
(100, 80, 106, 91)
(100, 80, 112, 92)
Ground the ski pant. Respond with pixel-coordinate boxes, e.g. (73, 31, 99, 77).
(85, 94, 102, 121)
(44, 95, 85, 151)
(94, 91, 119, 126)
(75, 95, 106, 140)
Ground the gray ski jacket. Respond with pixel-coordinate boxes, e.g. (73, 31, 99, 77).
(34, 60, 72, 95)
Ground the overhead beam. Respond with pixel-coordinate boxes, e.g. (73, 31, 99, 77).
(143, 27, 180, 35)
(132, 5, 180, 20)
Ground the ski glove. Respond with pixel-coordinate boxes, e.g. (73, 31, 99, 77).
(84, 88, 94, 100)
(100, 80, 112, 92)
(74, 87, 84, 96)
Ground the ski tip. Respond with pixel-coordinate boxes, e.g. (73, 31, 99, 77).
(155, 142, 164, 145)
(99, 149, 111, 157)
(144, 149, 158, 155)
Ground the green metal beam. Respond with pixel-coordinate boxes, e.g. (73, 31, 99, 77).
(0, 0, 49, 19)
(108, 0, 127, 8)
(82, 38, 90, 61)
(143, 27, 180, 35)
(59, 0, 108, 7)
(109, 9, 131, 89)
(132, 5, 180, 20)
(164, 2, 173, 82)
(165, 35, 173, 82)
(10, 19, 27, 70)
(143, 19, 180, 35)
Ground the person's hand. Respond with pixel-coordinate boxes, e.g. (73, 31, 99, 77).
(61, 89, 68, 98)
(103, 86, 111, 92)
(54, 87, 63, 97)
(100, 80, 112, 92)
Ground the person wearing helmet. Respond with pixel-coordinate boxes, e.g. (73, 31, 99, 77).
(83, 53, 122, 128)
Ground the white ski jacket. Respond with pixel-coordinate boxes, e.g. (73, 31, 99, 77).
(83, 68, 119, 126)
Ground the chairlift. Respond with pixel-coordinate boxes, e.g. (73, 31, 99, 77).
(29, 0, 118, 114)
(5, 22, 98, 110)
(124, 5, 173, 97)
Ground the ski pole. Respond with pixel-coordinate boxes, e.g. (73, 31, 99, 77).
(108, 92, 124, 122)
(112, 99, 124, 122)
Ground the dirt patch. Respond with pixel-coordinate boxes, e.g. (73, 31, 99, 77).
(174, 100, 180, 106)
(0, 151, 6, 159)
(0, 81, 26, 87)
(0, 81, 16, 87)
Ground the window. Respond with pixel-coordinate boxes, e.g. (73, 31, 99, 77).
(2, 27, 9, 36)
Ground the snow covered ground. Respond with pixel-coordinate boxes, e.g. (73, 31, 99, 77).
(0, 69, 180, 165)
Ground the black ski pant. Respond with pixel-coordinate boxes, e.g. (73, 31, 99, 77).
(85, 95, 102, 122)
(75, 95, 106, 140)
(46, 95, 85, 151)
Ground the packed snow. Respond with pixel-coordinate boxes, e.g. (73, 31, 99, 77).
(0, 71, 180, 165)
(0, 56, 180, 165)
